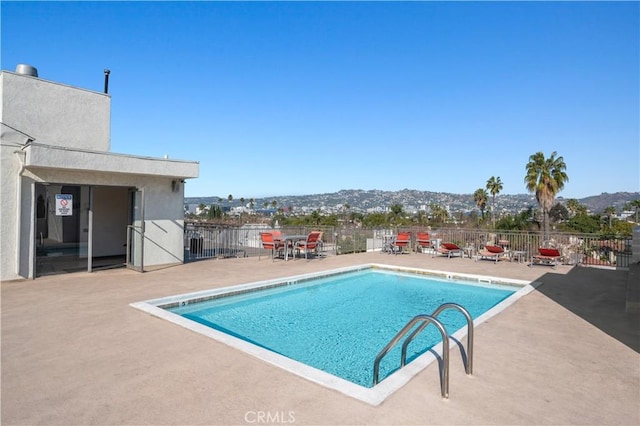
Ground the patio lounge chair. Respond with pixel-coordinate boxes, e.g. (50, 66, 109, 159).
(259, 232, 285, 261)
(436, 242, 463, 258)
(531, 247, 562, 269)
(415, 232, 431, 253)
(477, 245, 506, 263)
(295, 231, 323, 260)
(389, 231, 411, 254)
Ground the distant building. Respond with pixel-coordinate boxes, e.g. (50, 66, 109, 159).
(1, 65, 199, 280)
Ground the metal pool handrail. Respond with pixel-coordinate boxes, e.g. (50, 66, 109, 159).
(372, 314, 450, 398)
(401, 303, 474, 375)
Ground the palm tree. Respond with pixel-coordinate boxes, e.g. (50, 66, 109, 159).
(565, 198, 581, 217)
(473, 188, 488, 220)
(486, 176, 503, 227)
(343, 203, 350, 223)
(429, 203, 449, 224)
(525, 151, 569, 240)
(603, 206, 616, 229)
(415, 209, 427, 225)
(227, 194, 233, 204)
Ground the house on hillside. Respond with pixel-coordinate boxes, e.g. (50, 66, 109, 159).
(1, 64, 199, 280)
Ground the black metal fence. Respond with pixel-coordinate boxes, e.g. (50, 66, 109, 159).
(184, 221, 634, 268)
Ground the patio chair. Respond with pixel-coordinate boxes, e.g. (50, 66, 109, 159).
(530, 247, 563, 269)
(435, 242, 463, 258)
(389, 231, 411, 255)
(476, 245, 506, 263)
(415, 232, 431, 253)
(259, 232, 285, 261)
(295, 231, 323, 260)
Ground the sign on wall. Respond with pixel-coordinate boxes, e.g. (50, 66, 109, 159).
(55, 194, 73, 216)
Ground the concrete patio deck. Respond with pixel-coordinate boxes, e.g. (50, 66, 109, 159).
(2, 252, 638, 425)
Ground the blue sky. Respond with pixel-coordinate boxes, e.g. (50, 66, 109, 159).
(2, 1, 638, 199)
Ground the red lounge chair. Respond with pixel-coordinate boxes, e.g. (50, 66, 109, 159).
(531, 247, 562, 269)
(477, 245, 506, 263)
(415, 232, 431, 253)
(389, 231, 411, 255)
(295, 231, 323, 260)
(259, 232, 285, 261)
(436, 242, 463, 258)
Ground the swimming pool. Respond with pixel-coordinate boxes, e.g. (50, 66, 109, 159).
(131, 264, 538, 405)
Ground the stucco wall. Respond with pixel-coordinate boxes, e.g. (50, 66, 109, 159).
(142, 183, 186, 267)
(1, 71, 110, 151)
(0, 145, 22, 280)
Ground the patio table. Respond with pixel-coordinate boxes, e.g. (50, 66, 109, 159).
(510, 250, 528, 263)
(462, 246, 476, 259)
(277, 234, 308, 261)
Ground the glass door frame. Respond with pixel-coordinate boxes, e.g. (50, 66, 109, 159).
(126, 187, 145, 272)
(33, 183, 92, 277)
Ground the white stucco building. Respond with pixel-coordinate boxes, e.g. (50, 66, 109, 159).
(0, 65, 199, 280)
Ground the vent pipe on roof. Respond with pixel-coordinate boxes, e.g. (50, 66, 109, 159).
(15, 64, 38, 77)
(104, 69, 110, 94)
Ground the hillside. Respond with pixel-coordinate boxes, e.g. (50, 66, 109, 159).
(186, 190, 639, 215)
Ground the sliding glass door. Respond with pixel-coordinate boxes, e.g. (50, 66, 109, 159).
(35, 184, 89, 277)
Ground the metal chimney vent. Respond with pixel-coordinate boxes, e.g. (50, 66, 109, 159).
(15, 64, 38, 77)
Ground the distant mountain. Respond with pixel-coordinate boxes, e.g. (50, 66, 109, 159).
(186, 190, 639, 215)
(559, 192, 640, 213)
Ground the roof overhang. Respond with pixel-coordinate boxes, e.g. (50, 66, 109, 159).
(23, 143, 199, 179)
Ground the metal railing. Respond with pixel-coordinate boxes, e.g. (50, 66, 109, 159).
(184, 221, 634, 268)
(372, 303, 473, 399)
(401, 303, 474, 375)
(373, 314, 450, 397)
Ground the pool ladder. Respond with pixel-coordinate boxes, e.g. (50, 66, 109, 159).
(372, 303, 473, 399)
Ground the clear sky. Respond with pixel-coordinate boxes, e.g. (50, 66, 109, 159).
(2, 1, 638, 199)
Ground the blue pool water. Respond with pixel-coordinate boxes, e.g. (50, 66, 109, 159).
(168, 269, 515, 387)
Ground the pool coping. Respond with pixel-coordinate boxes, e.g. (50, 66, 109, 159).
(130, 263, 541, 406)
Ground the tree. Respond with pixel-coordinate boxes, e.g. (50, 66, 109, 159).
(310, 210, 322, 225)
(565, 214, 600, 233)
(271, 200, 277, 209)
(624, 199, 640, 223)
(227, 194, 233, 204)
(207, 204, 222, 219)
(414, 209, 428, 225)
(565, 198, 586, 217)
(495, 209, 535, 231)
(342, 203, 350, 223)
(525, 151, 568, 240)
(603, 206, 616, 229)
(486, 176, 503, 226)
(362, 212, 387, 227)
(429, 203, 448, 225)
(473, 188, 488, 220)
(388, 204, 405, 224)
(549, 203, 569, 223)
